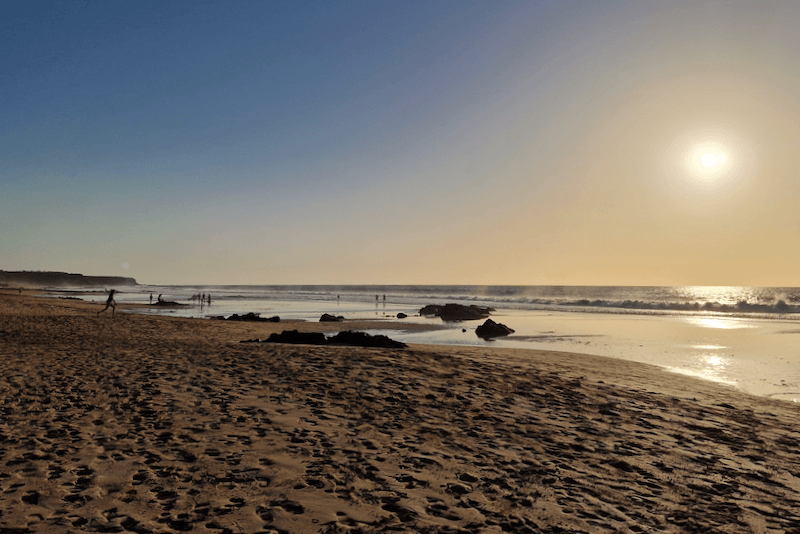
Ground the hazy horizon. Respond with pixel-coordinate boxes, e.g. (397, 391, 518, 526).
(5, 1, 800, 287)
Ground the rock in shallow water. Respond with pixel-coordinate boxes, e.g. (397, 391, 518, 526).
(475, 319, 514, 339)
(419, 303, 493, 321)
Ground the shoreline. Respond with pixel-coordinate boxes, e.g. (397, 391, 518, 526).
(3, 292, 800, 532)
(31, 286, 800, 401)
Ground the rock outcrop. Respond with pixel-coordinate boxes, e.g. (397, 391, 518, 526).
(419, 303, 493, 321)
(327, 331, 407, 349)
(252, 330, 407, 349)
(264, 330, 327, 345)
(151, 300, 183, 307)
(224, 313, 280, 322)
(475, 319, 515, 339)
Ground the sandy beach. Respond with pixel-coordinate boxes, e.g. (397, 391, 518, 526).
(2, 291, 800, 533)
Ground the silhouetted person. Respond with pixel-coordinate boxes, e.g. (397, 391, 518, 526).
(207, 294, 211, 305)
(149, 292, 153, 304)
(97, 289, 116, 317)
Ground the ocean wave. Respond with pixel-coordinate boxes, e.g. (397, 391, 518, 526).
(133, 284, 800, 318)
(548, 298, 800, 315)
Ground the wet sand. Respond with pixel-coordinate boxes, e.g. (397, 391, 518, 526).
(2, 291, 800, 533)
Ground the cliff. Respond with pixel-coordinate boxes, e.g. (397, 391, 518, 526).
(0, 271, 137, 288)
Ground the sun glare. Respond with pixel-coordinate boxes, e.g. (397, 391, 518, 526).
(663, 127, 753, 202)
(700, 152, 717, 167)
(683, 141, 731, 183)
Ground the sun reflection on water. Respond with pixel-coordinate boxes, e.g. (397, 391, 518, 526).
(665, 349, 736, 386)
(691, 344, 726, 351)
(684, 316, 757, 330)
(666, 365, 737, 386)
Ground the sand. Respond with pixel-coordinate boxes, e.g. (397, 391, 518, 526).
(2, 291, 800, 533)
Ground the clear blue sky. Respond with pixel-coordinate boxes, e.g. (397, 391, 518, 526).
(4, 1, 800, 285)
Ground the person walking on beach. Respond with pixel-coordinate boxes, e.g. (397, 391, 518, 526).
(97, 289, 116, 317)
(149, 292, 153, 304)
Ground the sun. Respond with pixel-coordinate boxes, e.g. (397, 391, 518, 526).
(683, 141, 730, 181)
(700, 152, 718, 168)
(664, 129, 752, 200)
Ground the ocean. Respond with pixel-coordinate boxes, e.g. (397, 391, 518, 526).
(67, 284, 800, 401)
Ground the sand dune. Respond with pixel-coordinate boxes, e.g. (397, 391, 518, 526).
(2, 291, 800, 533)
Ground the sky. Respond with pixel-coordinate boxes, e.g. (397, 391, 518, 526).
(3, 1, 800, 286)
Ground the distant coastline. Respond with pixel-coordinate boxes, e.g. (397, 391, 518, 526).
(0, 270, 137, 288)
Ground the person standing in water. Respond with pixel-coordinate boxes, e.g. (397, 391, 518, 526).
(97, 289, 117, 317)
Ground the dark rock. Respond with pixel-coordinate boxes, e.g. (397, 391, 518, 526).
(319, 313, 345, 322)
(397, 312, 408, 319)
(419, 303, 493, 321)
(226, 312, 279, 322)
(475, 319, 514, 339)
(253, 329, 407, 349)
(152, 300, 183, 307)
(327, 330, 407, 349)
(265, 330, 327, 345)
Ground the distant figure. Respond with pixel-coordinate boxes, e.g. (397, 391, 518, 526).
(207, 294, 211, 305)
(97, 289, 116, 317)
(149, 292, 153, 304)
(383, 294, 386, 302)
(375, 294, 379, 302)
